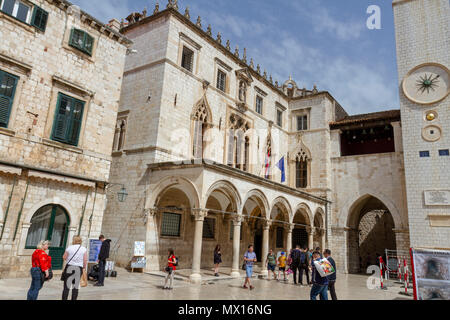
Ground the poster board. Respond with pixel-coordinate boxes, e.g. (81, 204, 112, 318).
(134, 241, 145, 257)
(410, 248, 450, 300)
(131, 241, 146, 271)
(88, 239, 103, 263)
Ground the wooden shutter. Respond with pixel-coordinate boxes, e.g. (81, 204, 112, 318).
(67, 99, 84, 146)
(84, 33, 94, 56)
(52, 94, 71, 142)
(0, 71, 18, 128)
(31, 6, 49, 31)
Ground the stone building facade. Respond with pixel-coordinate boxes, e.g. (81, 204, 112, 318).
(393, 0, 450, 249)
(101, 1, 419, 281)
(0, 0, 130, 277)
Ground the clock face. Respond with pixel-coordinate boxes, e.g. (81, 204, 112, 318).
(403, 63, 450, 105)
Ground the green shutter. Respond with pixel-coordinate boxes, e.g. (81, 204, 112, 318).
(0, 70, 18, 128)
(84, 33, 94, 56)
(31, 6, 49, 32)
(51, 93, 84, 146)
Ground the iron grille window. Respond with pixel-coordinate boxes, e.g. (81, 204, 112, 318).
(217, 69, 226, 92)
(203, 217, 215, 239)
(161, 212, 181, 237)
(439, 149, 449, 156)
(256, 96, 263, 115)
(297, 115, 308, 131)
(276, 227, 284, 248)
(181, 46, 194, 72)
(277, 109, 283, 127)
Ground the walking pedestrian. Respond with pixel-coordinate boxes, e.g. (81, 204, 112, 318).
(27, 240, 52, 300)
(266, 249, 277, 280)
(61, 236, 87, 300)
(277, 252, 287, 281)
(324, 249, 337, 300)
(291, 245, 302, 284)
(214, 245, 222, 277)
(310, 251, 329, 300)
(243, 245, 257, 290)
(299, 247, 311, 285)
(164, 249, 177, 290)
(95, 235, 111, 287)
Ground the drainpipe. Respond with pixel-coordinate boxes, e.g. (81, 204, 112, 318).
(77, 190, 91, 236)
(13, 179, 29, 241)
(87, 185, 98, 238)
(0, 176, 17, 241)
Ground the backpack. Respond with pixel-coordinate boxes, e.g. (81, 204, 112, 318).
(292, 250, 301, 265)
(174, 256, 179, 267)
(300, 252, 306, 264)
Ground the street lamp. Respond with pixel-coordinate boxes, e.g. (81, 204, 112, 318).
(107, 183, 128, 203)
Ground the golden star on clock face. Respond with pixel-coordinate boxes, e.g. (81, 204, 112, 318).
(403, 63, 450, 105)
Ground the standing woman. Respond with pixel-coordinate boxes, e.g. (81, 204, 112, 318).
(27, 240, 52, 300)
(164, 249, 177, 290)
(214, 245, 222, 277)
(61, 236, 87, 300)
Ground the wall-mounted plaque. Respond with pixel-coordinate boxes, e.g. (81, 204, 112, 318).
(424, 190, 450, 206)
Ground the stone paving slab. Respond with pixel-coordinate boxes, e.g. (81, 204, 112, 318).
(0, 268, 413, 300)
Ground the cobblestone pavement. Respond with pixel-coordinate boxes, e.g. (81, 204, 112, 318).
(0, 268, 413, 300)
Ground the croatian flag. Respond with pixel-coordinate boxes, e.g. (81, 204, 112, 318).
(264, 146, 271, 179)
(276, 157, 286, 183)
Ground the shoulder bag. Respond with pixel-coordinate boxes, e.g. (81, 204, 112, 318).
(61, 245, 82, 281)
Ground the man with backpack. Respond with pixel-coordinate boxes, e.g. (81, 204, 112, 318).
(290, 245, 302, 285)
(299, 247, 311, 286)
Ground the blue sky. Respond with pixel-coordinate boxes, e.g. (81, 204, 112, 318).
(71, 0, 400, 116)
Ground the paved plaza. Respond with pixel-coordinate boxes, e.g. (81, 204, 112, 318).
(0, 268, 413, 300)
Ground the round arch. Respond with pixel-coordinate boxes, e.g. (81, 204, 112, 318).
(270, 196, 293, 221)
(241, 189, 270, 219)
(314, 207, 325, 228)
(292, 202, 313, 226)
(339, 191, 403, 230)
(25, 197, 75, 227)
(147, 176, 200, 210)
(202, 180, 242, 212)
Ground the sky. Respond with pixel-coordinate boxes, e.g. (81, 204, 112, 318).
(70, 0, 400, 116)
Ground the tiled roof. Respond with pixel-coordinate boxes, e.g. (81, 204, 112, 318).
(330, 109, 400, 128)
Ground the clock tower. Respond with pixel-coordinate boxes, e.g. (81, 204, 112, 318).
(393, 0, 450, 249)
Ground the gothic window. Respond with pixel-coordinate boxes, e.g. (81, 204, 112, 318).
(192, 103, 209, 158)
(243, 136, 250, 172)
(256, 95, 263, 115)
(217, 69, 226, 92)
(181, 46, 194, 72)
(277, 109, 283, 127)
(295, 150, 309, 189)
(297, 115, 308, 131)
(227, 128, 235, 167)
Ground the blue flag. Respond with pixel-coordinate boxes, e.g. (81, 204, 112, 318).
(276, 157, 286, 183)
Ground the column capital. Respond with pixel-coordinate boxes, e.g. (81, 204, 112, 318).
(231, 215, 244, 226)
(192, 209, 208, 221)
(284, 223, 295, 232)
(306, 226, 314, 234)
(263, 219, 272, 230)
(145, 207, 159, 217)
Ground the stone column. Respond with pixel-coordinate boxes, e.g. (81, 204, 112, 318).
(145, 208, 159, 272)
(231, 215, 243, 278)
(260, 219, 272, 278)
(320, 229, 326, 251)
(307, 226, 315, 250)
(190, 209, 208, 283)
(285, 223, 295, 254)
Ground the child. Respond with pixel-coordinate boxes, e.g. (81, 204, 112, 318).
(277, 252, 287, 281)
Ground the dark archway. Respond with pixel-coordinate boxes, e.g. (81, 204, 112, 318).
(347, 195, 397, 273)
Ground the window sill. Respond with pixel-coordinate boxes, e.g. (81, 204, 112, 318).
(0, 11, 35, 34)
(42, 138, 83, 154)
(0, 127, 16, 137)
(62, 44, 95, 63)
